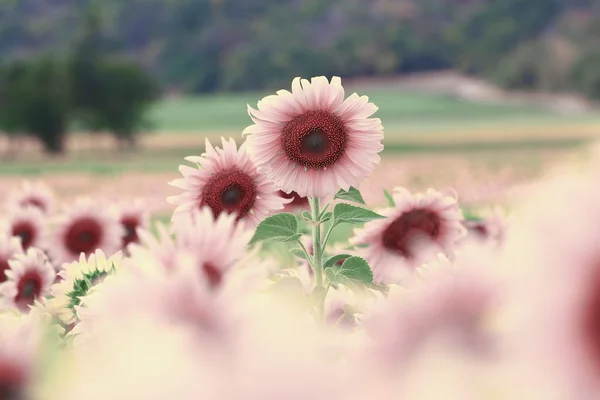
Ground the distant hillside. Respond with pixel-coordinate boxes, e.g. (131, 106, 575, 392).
(1, 0, 600, 95)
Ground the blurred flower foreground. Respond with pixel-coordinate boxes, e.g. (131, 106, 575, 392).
(1, 76, 600, 400)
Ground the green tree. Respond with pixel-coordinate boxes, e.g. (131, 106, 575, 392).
(13, 56, 70, 154)
(0, 60, 28, 134)
(571, 49, 600, 99)
(449, 0, 563, 74)
(2, 0, 600, 95)
(67, 4, 161, 147)
(91, 61, 161, 148)
(67, 5, 110, 131)
(0, 60, 29, 157)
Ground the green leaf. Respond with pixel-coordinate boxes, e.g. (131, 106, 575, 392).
(249, 213, 300, 245)
(335, 256, 373, 284)
(462, 208, 483, 222)
(333, 203, 385, 225)
(320, 212, 332, 223)
(284, 233, 303, 242)
(290, 248, 308, 260)
(334, 187, 366, 205)
(299, 225, 312, 235)
(333, 274, 365, 295)
(317, 203, 330, 219)
(325, 267, 337, 284)
(302, 210, 313, 222)
(324, 256, 374, 294)
(323, 253, 352, 269)
(383, 189, 395, 207)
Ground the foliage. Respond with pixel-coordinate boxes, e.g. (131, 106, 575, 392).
(0, 60, 30, 136)
(490, 41, 548, 90)
(0, 4, 161, 153)
(67, 5, 161, 146)
(0, 56, 71, 154)
(571, 49, 600, 100)
(0, 0, 598, 95)
(75, 60, 161, 145)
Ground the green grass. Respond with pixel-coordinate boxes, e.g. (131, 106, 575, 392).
(0, 147, 202, 175)
(150, 92, 264, 132)
(2, 87, 599, 176)
(149, 88, 600, 133)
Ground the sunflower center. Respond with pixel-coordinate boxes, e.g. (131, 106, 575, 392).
(0, 362, 27, 400)
(302, 129, 327, 154)
(469, 222, 488, 239)
(0, 259, 10, 284)
(381, 209, 442, 259)
(221, 186, 243, 206)
(282, 110, 347, 169)
(65, 218, 103, 256)
(121, 217, 140, 247)
(202, 262, 223, 288)
(201, 168, 257, 221)
(11, 222, 35, 250)
(15, 271, 42, 310)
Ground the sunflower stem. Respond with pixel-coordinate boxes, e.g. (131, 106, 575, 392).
(309, 197, 326, 325)
(321, 221, 339, 252)
(295, 240, 313, 264)
(317, 203, 330, 220)
(309, 197, 324, 287)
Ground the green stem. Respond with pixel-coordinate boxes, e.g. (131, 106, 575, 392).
(295, 240, 313, 264)
(317, 203, 330, 220)
(321, 221, 339, 252)
(309, 197, 324, 287)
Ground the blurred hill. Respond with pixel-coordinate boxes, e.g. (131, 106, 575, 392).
(1, 0, 600, 96)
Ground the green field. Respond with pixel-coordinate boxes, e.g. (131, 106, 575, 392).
(150, 88, 600, 134)
(1, 88, 600, 177)
(3, 88, 597, 233)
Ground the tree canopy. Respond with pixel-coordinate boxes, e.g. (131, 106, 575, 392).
(1, 0, 598, 95)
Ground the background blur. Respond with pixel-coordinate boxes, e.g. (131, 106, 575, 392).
(1, 0, 599, 219)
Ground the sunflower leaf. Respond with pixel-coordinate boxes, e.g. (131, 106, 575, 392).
(302, 210, 313, 222)
(462, 208, 483, 222)
(334, 187, 366, 205)
(249, 213, 300, 245)
(329, 273, 366, 295)
(383, 189, 395, 207)
(324, 267, 338, 283)
(289, 248, 308, 260)
(320, 212, 332, 223)
(317, 204, 330, 219)
(284, 233, 303, 242)
(324, 256, 373, 291)
(323, 253, 352, 269)
(335, 256, 373, 284)
(332, 203, 385, 225)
